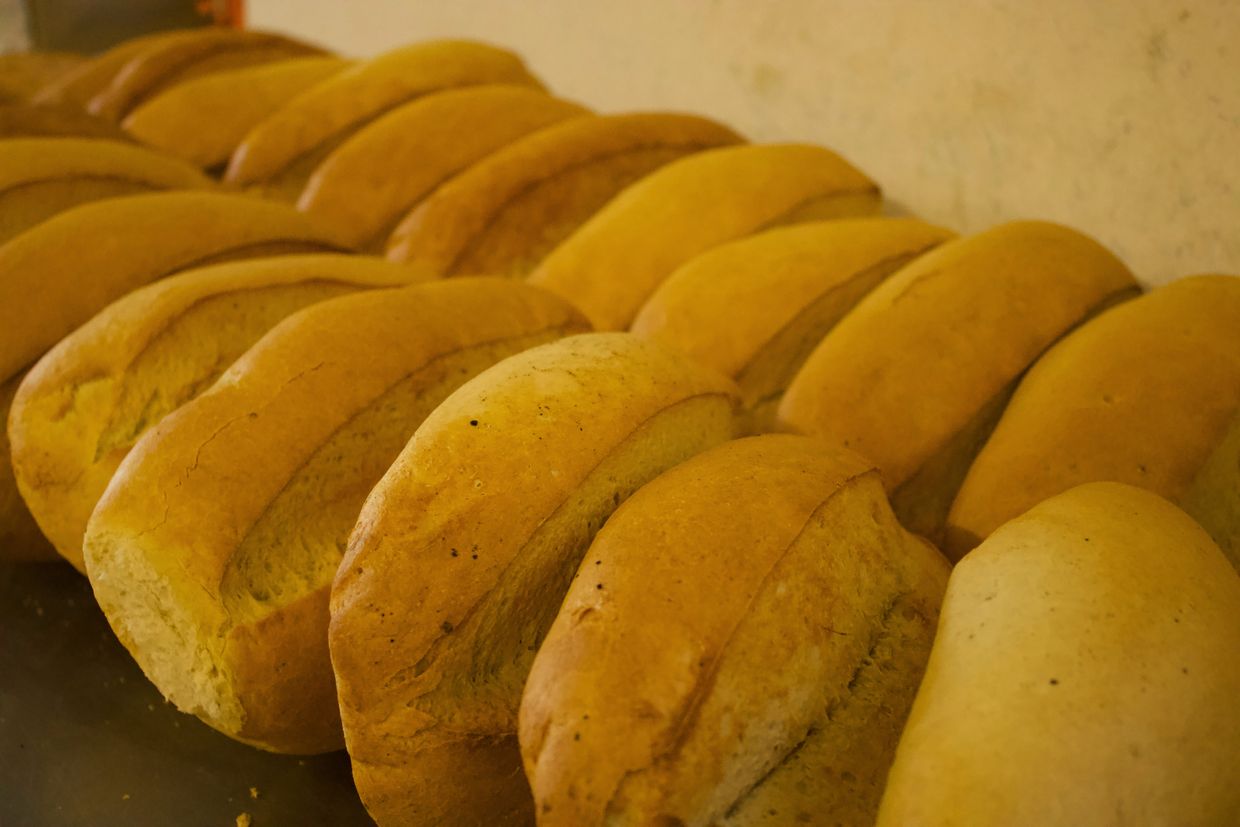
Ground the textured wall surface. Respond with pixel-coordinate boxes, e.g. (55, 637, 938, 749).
(237, 2, 1240, 282)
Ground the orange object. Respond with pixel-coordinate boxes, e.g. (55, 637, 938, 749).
(195, 0, 245, 28)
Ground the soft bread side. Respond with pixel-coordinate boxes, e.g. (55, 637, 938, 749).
(10, 253, 425, 571)
(330, 332, 740, 826)
(0, 136, 213, 244)
(385, 112, 744, 275)
(877, 482, 1240, 826)
(82, 279, 587, 753)
(299, 85, 588, 250)
(519, 434, 949, 826)
(777, 220, 1139, 541)
(224, 40, 544, 200)
(943, 274, 1240, 564)
(631, 217, 955, 431)
(122, 56, 352, 170)
(528, 143, 881, 330)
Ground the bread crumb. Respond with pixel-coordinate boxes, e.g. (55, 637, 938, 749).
(236, 814, 252, 827)
(249, 787, 259, 800)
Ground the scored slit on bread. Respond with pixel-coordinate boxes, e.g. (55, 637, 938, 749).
(9, 254, 425, 570)
(527, 142, 881, 331)
(330, 332, 740, 826)
(385, 111, 744, 275)
(519, 435, 949, 826)
(630, 216, 955, 432)
(82, 279, 588, 753)
(777, 220, 1140, 543)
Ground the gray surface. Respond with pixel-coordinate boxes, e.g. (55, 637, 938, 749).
(0, 561, 373, 827)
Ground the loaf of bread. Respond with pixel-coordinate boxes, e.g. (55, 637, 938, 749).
(528, 142, 880, 330)
(330, 332, 739, 825)
(82, 279, 587, 752)
(385, 112, 744, 275)
(123, 56, 352, 169)
(0, 136, 212, 244)
(945, 274, 1240, 564)
(299, 85, 589, 250)
(87, 29, 325, 122)
(877, 482, 1240, 826)
(631, 216, 954, 431)
(10, 253, 424, 571)
(0, 190, 340, 561)
(225, 41, 543, 200)
(777, 220, 1139, 541)
(519, 434, 949, 826)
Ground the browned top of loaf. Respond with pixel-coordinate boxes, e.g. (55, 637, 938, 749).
(945, 274, 1240, 554)
(777, 220, 1138, 490)
(385, 111, 744, 271)
(89, 278, 589, 594)
(330, 332, 741, 721)
(0, 190, 341, 382)
(224, 40, 543, 185)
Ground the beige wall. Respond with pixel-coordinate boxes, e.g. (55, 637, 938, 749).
(250, 0, 1239, 285)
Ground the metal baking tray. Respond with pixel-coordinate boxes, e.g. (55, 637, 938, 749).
(0, 561, 373, 826)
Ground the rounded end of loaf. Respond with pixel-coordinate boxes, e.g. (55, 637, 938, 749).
(877, 481, 1240, 827)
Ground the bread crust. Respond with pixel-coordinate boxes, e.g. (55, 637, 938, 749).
(878, 482, 1240, 826)
(224, 41, 543, 193)
(300, 85, 589, 250)
(330, 332, 739, 825)
(631, 217, 954, 428)
(122, 56, 352, 169)
(777, 220, 1139, 540)
(944, 274, 1240, 562)
(385, 112, 744, 275)
(83, 279, 588, 753)
(528, 143, 881, 331)
(0, 190, 341, 384)
(9, 253, 424, 570)
(0, 136, 213, 244)
(519, 434, 949, 826)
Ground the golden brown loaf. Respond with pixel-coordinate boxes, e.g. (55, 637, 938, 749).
(527, 142, 881, 330)
(10, 253, 425, 572)
(82, 279, 587, 753)
(122, 56, 352, 169)
(299, 85, 590, 250)
(777, 220, 1139, 541)
(330, 332, 739, 826)
(385, 112, 744, 276)
(224, 40, 544, 200)
(877, 482, 1240, 826)
(0, 136, 213, 244)
(631, 217, 955, 431)
(519, 434, 949, 826)
(945, 274, 1240, 564)
(87, 29, 326, 122)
